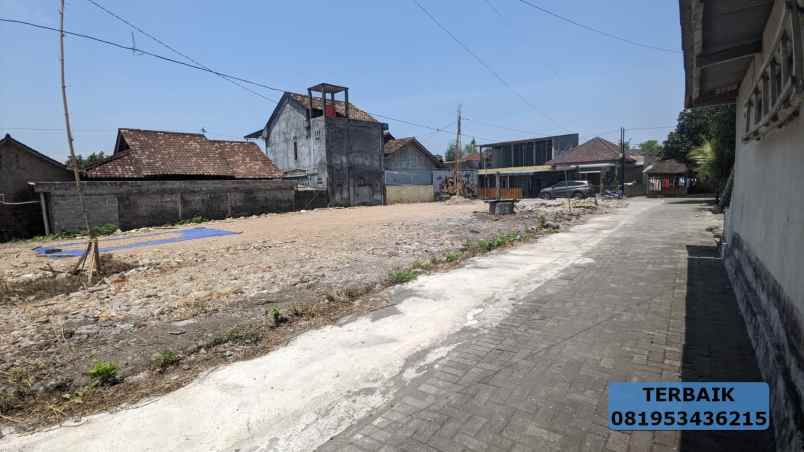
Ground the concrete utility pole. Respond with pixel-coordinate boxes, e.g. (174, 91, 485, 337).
(454, 105, 463, 197)
(59, 0, 100, 280)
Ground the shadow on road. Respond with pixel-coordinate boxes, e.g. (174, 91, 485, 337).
(665, 198, 716, 205)
(680, 245, 773, 451)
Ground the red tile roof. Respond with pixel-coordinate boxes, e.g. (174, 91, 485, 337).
(209, 140, 282, 179)
(86, 129, 281, 179)
(546, 137, 635, 165)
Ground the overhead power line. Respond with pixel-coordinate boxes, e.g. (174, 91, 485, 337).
(85, 0, 278, 104)
(482, 0, 504, 18)
(463, 116, 560, 138)
(0, 17, 500, 143)
(0, 18, 287, 93)
(516, 0, 680, 54)
(412, 0, 571, 133)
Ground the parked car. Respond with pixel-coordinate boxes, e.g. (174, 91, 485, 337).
(539, 180, 593, 199)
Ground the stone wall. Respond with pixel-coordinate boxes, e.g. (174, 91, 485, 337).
(725, 1, 804, 450)
(34, 179, 296, 232)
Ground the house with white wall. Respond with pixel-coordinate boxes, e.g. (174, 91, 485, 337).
(681, 1, 804, 449)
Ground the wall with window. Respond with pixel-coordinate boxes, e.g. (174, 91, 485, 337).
(726, 2, 804, 450)
(266, 101, 328, 188)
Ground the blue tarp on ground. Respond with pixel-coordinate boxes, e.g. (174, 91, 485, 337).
(32, 227, 239, 258)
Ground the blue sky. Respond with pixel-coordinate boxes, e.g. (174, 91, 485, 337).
(0, 0, 683, 162)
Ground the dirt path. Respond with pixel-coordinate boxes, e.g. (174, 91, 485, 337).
(0, 198, 613, 432)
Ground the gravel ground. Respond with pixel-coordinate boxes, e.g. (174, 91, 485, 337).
(0, 198, 619, 431)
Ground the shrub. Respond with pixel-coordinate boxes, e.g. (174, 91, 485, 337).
(88, 361, 119, 385)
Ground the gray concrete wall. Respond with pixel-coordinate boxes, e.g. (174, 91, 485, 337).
(725, 2, 804, 450)
(384, 144, 439, 171)
(325, 118, 385, 206)
(267, 102, 328, 188)
(386, 185, 434, 204)
(35, 180, 296, 232)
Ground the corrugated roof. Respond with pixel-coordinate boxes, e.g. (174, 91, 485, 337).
(87, 129, 281, 179)
(546, 137, 635, 165)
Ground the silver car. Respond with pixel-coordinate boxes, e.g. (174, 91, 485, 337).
(539, 180, 593, 199)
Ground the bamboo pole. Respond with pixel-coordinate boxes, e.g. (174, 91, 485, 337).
(59, 0, 100, 279)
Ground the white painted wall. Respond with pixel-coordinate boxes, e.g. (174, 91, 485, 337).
(731, 0, 804, 312)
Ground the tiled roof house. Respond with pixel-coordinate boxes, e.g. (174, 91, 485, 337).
(546, 137, 635, 165)
(86, 128, 281, 179)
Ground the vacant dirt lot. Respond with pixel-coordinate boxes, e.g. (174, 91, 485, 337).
(0, 198, 618, 432)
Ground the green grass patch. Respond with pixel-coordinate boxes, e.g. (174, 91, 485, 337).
(175, 216, 209, 226)
(465, 232, 522, 254)
(388, 269, 418, 285)
(151, 351, 180, 371)
(88, 361, 119, 386)
(210, 326, 261, 347)
(91, 223, 119, 236)
(444, 251, 463, 263)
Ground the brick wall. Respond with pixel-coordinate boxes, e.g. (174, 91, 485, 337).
(34, 179, 296, 232)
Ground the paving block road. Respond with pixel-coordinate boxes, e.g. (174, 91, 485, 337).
(321, 198, 770, 452)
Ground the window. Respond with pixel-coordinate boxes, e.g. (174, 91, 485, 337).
(293, 139, 298, 161)
(771, 58, 782, 105)
(745, 102, 752, 134)
(753, 89, 762, 125)
(743, 8, 803, 141)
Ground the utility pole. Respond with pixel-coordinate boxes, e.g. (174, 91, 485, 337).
(59, 0, 100, 280)
(454, 105, 463, 197)
(620, 127, 626, 197)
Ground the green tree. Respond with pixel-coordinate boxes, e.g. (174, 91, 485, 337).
(66, 151, 106, 170)
(445, 142, 457, 161)
(688, 141, 716, 181)
(464, 138, 478, 156)
(445, 138, 478, 161)
(638, 140, 663, 156)
(662, 108, 714, 161)
(662, 104, 736, 187)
